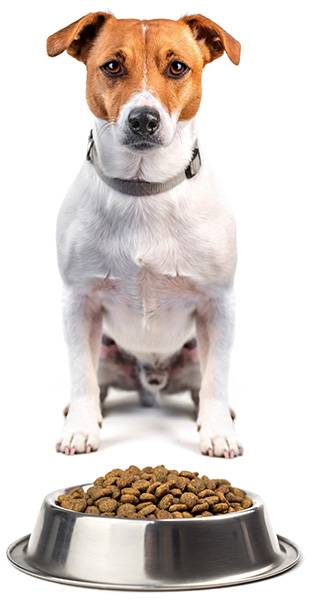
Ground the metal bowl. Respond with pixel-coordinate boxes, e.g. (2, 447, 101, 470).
(7, 485, 300, 590)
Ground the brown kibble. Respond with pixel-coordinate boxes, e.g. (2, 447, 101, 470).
(121, 487, 140, 497)
(170, 488, 182, 497)
(155, 483, 170, 498)
(204, 496, 220, 506)
(230, 503, 243, 511)
(97, 498, 118, 513)
(136, 502, 153, 511)
(198, 489, 216, 498)
(191, 502, 209, 514)
(158, 494, 174, 510)
(146, 481, 161, 494)
(156, 509, 172, 519)
(169, 503, 188, 512)
(226, 492, 244, 503)
(138, 504, 156, 517)
(139, 493, 156, 502)
(57, 467, 253, 520)
(242, 497, 253, 509)
(85, 505, 100, 515)
(117, 503, 137, 517)
(179, 470, 196, 479)
(180, 492, 199, 509)
(87, 486, 108, 501)
(230, 487, 245, 498)
(58, 497, 87, 512)
(120, 494, 139, 505)
(116, 474, 137, 489)
(133, 479, 151, 492)
(212, 502, 229, 514)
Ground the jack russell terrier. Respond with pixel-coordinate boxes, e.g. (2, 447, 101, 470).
(47, 12, 242, 458)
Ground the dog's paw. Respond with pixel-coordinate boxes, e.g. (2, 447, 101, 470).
(198, 401, 243, 458)
(56, 402, 102, 455)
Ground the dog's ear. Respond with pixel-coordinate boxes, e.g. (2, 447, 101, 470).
(47, 12, 112, 63)
(181, 14, 241, 65)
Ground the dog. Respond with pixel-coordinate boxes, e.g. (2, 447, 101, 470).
(47, 12, 242, 457)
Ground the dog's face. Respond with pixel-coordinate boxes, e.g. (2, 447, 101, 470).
(47, 13, 240, 151)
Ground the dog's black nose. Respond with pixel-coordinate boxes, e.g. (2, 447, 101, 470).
(128, 106, 160, 136)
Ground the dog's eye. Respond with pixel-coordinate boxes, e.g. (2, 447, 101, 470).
(166, 61, 190, 79)
(101, 60, 125, 77)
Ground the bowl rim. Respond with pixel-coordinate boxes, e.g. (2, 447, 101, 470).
(46, 484, 262, 522)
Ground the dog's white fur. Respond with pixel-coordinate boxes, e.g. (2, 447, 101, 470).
(56, 89, 241, 457)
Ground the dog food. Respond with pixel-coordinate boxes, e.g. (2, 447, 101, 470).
(56, 466, 253, 519)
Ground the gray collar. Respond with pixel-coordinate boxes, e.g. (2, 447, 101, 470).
(86, 130, 201, 196)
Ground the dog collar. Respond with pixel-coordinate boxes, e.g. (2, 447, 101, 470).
(86, 130, 201, 196)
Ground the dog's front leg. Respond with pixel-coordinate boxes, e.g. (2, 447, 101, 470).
(57, 288, 103, 455)
(196, 289, 243, 458)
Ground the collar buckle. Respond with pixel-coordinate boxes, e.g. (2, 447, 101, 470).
(185, 147, 201, 179)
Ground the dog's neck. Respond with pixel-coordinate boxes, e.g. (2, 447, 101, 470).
(92, 117, 198, 183)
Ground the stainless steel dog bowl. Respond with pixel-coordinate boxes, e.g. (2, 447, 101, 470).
(7, 485, 300, 590)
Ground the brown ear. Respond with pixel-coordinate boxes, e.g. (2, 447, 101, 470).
(47, 12, 112, 63)
(181, 14, 241, 65)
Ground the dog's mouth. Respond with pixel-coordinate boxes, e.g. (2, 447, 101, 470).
(123, 134, 162, 152)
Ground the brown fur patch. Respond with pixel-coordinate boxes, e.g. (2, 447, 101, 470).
(47, 14, 240, 121)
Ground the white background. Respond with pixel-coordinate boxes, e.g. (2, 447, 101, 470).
(1, 0, 314, 597)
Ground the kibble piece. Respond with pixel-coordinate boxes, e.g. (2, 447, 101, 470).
(212, 502, 229, 514)
(169, 503, 188, 512)
(242, 497, 253, 509)
(126, 465, 142, 474)
(179, 470, 195, 479)
(198, 489, 216, 498)
(100, 512, 116, 517)
(87, 486, 108, 501)
(106, 468, 125, 477)
(121, 487, 140, 497)
(191, 502, 209, 514)
(120, 494, 139, 505)
(139, 493, 156, 502)
(226, 492, 244, 503)
(146, 481, 161, 494)
(230, 487, 245, 498)
(170, 488, 182, 497)
(190, 478, 206, 492)
(180, 492, 199, 509)
(102, 476, 118, 486)
(138, 504, 157, 517)
(182, 512, 193, 518)
(117, 503, 137, 517)
(230, 503, 243, 511)
(97, 498, 118, 513)
(158, 494, 174, 510)
(85, 506, 100, 515)
(58, 497, 87, 512)
(116, 474, 137, 489)
(136, 502, 153, 511)
(94, 477, 105, 486)
(205, 496, 220, 506)
(155, 483, 170, 498)
(102, 485, 120, 499)
(172, 511, 184, 518)
(133, 479, 151, 492)
(156, 509, 172, 519)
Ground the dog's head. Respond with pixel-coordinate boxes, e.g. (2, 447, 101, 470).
(47, 13, 240, 152)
